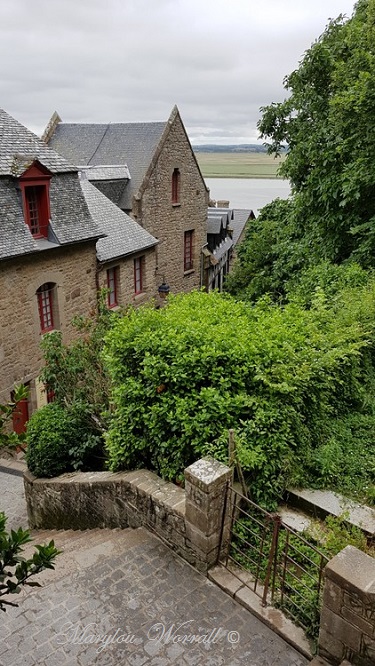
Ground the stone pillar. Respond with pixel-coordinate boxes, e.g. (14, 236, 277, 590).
(184, 457, 232, 573)
(319, 545, 375, 666)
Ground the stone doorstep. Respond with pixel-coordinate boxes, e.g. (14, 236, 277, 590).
(285, 488, 375, 537)
(309, 659, 354, 665)
(0, 456, 27, 475)
(208, 564, 313, 661)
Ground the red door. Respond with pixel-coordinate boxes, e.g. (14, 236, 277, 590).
(12, 398, 29, 434)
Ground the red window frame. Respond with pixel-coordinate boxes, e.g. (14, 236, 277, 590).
(19, 162, 52, 238)
(134, 257, 143, 294)
(172, 168, 180, 204)
(107, 267, 119, 307)
(184, 230, 194, 271)
(37, 283, 54, 333)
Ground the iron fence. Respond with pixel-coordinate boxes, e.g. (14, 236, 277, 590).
(219, 486, 329, 639)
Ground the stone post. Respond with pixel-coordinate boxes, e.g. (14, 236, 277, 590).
(184, 457, 232, 573)
(319, 545, 375, 666)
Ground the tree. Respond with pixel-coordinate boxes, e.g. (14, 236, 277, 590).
(230, 1, 375, 299)
(0, 513, 60, 612)
(0, 395, 60, 612)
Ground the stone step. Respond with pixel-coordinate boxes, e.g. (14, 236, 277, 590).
(285, 487, 375, 538)
(309, 655, 352, 665)
(20, 526, 149, 588)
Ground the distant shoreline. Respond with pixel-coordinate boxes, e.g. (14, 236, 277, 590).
(195, 151, 284, 180)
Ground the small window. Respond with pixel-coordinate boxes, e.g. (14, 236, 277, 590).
(25, 186, 49, 237)
(37, 283, 55, 333)
(134, 257, 144, 294)
(19, 161, 52, 238)
(107, 267, 119, 307)
(172, 168, 180, 204)
(184, 230, 194, 271)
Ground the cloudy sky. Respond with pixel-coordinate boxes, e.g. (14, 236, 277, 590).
(1, 0, 356, 144)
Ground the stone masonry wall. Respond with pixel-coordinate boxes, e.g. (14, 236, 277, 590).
(319, 545, 375, 665)
(0, 242, 97, 411)
(97, 246, 158, 309)
(137, 112, 209, 294)
(24, 457, 231, 573)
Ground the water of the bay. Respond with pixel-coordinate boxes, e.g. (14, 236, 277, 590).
(205, 177, 291, 215)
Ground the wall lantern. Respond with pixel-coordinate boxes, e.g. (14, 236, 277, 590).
(158, 281, 170, 299)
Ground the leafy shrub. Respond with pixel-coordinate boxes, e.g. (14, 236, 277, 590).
(103, 288, 373, 506)
(26, 403, 103, 478)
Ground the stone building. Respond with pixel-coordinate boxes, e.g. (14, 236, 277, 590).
(0, 108, 102, 427)
(79, 174, 158, 309)
(46, 106, 209, 295)
(0, 108, 162, 431)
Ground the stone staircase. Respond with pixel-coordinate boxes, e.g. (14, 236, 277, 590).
(310, 658, 352, 665)
(23, 525, 149, 587)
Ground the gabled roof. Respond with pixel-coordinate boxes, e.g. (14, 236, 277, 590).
(0, 173, 104, 261)
(49, 121, 166, 209)
(231, 209, 255, 246)
(0, 109, 104, 261)
(0, 108, 76, 175)
(79, 176, 158, 263)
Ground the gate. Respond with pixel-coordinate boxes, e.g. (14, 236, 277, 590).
(218, 485, 329, 639)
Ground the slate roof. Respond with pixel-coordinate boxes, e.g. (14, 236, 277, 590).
(0, 109, 104, 261)
(231, 209, 254, 246)
(84, 165, 131, 182)
(79, 176, 158, 262)
(49, 122, 166, 209)
(213, 236, 233, 261)
(0, 108, 76, 175)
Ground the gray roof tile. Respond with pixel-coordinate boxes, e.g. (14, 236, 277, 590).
(79, 176, 158, 262)
(83, 165, 131, 182)
(49, 121, 166, 208)
(0, 108, 76, 175)
(0, 108, 104, 261)
(231, 208, 254, 246)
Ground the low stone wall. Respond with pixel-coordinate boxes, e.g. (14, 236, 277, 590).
(24, 457, 231, 573)
(319, 545, 375, 665)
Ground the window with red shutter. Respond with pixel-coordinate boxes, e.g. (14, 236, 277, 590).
(19, 162, 52, 238)
(172, 168, 180, 204)
(107, 267, 119, 307)
(134, 257, 144, 294)
(36, 283, 55, 333)
(184, 230, 194, 271)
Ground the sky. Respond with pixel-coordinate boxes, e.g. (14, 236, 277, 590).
(0, 0, 357, 144)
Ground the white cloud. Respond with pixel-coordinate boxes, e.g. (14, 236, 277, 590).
(0, 0, 357, 142)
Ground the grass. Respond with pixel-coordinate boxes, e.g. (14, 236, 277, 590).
(195, 152, 285, 179)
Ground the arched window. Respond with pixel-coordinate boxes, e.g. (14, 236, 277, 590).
(172, 168, 180, 204)
(36, 282, 56, 333)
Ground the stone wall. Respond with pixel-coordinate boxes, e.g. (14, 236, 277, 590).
(24, 457, 231, 573)
(97, 246, 158, 309)
(319, 545, 375, 665)
(136, 110, 209, 294)
(0, 242, 98, 412)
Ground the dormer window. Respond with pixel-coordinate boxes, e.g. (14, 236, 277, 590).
(19, 161, 52, 238)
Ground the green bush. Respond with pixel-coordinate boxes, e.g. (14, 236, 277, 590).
(26, 403, 103, 478)
(103, 289, 374, 506)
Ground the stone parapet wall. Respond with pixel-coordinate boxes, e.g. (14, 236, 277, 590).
(24, 457, 231, 573)
(319, 545, 375, 665)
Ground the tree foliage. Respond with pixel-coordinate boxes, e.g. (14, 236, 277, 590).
(229, 0, 375, 299)
(0, 512, 60, 612)
(103, 289, 375, 506)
